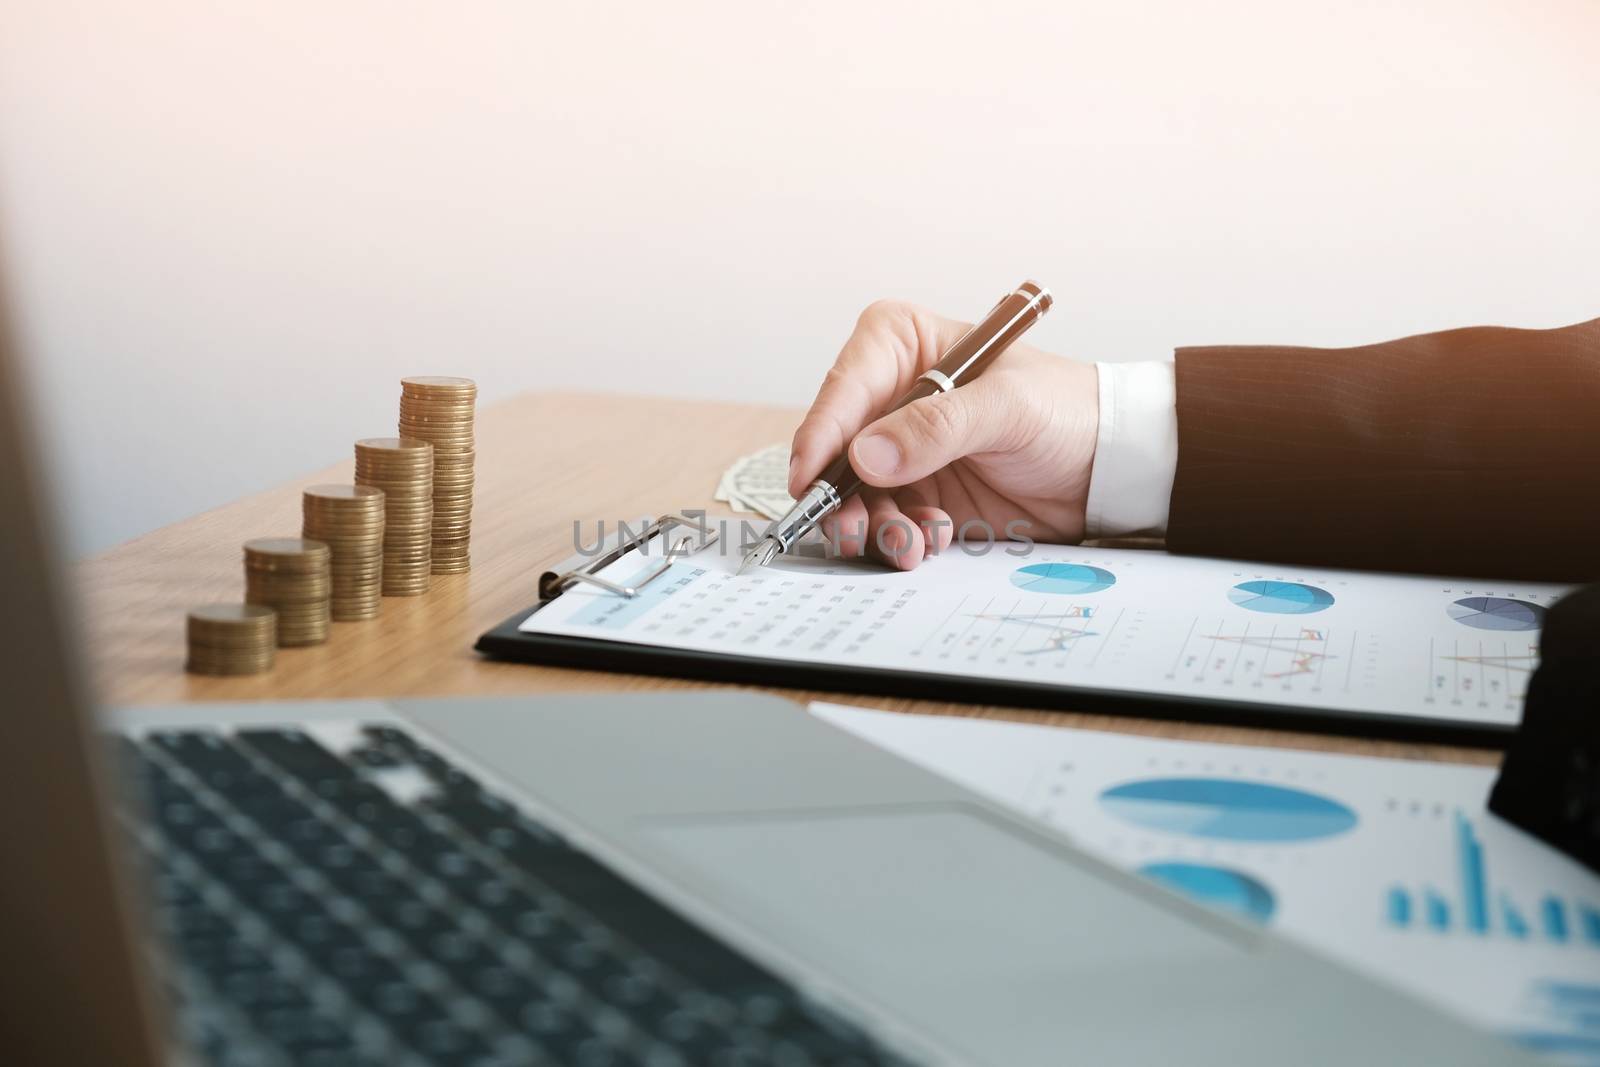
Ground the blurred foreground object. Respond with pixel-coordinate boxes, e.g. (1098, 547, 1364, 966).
(1490, 585, 1600, 875)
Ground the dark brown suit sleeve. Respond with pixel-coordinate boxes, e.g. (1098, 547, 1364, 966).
(1168, 317, 1600, 582)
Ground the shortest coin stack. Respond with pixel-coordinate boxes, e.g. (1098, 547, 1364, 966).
(302, 484, 386, 621)
(185, 604, 277, 675)
(243, 537, 332, 646)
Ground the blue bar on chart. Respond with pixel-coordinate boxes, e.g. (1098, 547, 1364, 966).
(1424, 890, 1451, 932)
(1542, 896, 1570, 943)
(1386, 887, 1411, 927)
(1384, 813, 1600, 950)
(1510, 981, 1600, 1058)
(1457, 813, 1489, 934)
(1501, 895, 1530, 939)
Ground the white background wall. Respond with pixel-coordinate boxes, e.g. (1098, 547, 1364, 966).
(1, 1, 1596, 555)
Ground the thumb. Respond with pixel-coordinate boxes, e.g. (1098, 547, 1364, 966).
(848, 376, 1020, 488)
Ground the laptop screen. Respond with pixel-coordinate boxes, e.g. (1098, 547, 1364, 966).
(0, 264, 163, 1064)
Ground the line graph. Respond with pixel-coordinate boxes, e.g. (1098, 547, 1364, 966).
(1169, 623, 1345, 690)
(967, 609, 1100, 656)
(1441, 649, 1539, 674)
(1201, 629, 1335, 679)
(1429, 640, 1539, 710)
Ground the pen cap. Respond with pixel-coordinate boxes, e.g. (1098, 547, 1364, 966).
(927, 280, 1053, 384)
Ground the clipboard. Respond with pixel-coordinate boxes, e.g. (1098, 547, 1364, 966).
(475, 515, 1519, 748)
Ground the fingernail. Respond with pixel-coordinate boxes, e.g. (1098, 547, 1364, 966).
(853, 434, 902, 478)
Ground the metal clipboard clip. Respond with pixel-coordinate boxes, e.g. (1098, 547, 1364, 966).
(538, 513, 720, 602)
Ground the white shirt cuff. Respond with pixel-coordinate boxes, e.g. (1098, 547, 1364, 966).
(1084, 360, 1178, 538)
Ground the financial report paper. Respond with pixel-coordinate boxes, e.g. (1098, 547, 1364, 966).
(519, 540, 1570, 727)
(809, 702, 1600, 1062)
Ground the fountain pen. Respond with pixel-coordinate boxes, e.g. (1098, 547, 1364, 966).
(738, 280, 1054, 574)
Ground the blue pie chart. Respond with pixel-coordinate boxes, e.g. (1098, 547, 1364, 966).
(1101, 777, 1358, 842)
(1139, 862, 1276, 925)
(1228, 580, 1334, 615)
(1010, 563, 1116, 596)
(1447, 597, 1546, 632)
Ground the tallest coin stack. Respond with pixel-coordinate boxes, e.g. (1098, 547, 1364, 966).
(397, 376, 477, 574)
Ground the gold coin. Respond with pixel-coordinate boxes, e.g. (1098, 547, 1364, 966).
(186, 645, 275, 658)
(187, 624, 275, 643)
(185, 645, 275, 662)
(304, 506, 384, 515)
(400, 434, 473, 448)
(186, 658, 275, 677)
(244, 592, 331, 605)
(400, 393, 476, 406)
(186, 658, 276, 673)
(303, 504, 386, 515)
(397, 422, 473, 435)
(308, 535, 386, 548)
(302, 513, 386, 526)
(244, 536, 329, 557)
(399, 417, 473, 429)
(354, 471, 433, 483)
(304, 483, 385, 503)
(302, 531, 385, 543)
(400, 375, 477, 391)
(244, 572, 331, 586)
(189, 603, 276, 625)
(398, 407, 474, 421)
(355, 465, 433, 477)
(356, 435, 432, 451)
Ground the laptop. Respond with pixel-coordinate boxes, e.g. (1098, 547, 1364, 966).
(0, 290, 1528, 1067)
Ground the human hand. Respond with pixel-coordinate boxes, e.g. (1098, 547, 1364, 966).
(788, 299, 1100, 570)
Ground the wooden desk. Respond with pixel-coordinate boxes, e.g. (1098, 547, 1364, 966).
(79, 391, 1495, 767)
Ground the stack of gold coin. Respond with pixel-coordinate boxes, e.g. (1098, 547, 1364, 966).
(397, 376, 476, 574)
(354, 437, 434, 595)
(185, 604, 277, 675)
(242, 538, 331, 646)
(302, 484, 387, 621)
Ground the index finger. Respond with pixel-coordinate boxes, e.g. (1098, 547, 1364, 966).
(788, 300, 971, 496)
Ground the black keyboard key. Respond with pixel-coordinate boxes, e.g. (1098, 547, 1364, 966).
(235, 729, 361, 785)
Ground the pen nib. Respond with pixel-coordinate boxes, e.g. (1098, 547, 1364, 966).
(738, 536, 781, 575)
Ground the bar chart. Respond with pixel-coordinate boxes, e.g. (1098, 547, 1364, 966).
(1510, 981, 1600, 1060)
(812, 703, 1600, 1065)
(1386, 813, 1600, 949)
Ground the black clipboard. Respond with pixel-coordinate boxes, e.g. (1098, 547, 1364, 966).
(475, 514, 1517, 749)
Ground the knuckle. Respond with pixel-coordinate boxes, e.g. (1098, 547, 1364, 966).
(820, 364, 855, 392)
(858, 298, 912, 329)
(904, 394, 964, 445)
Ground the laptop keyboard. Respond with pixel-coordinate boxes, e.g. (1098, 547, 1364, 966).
(113, 723, 915, 1067)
